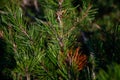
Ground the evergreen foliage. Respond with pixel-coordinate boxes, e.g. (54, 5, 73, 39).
(0, 0, 120, 80)
(97, 63, 120, 80)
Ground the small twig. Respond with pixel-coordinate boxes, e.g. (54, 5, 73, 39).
(56, 11, 63, 27)
(0, 30, 3, 38)
(92, 23, 101, 30)
(90, 52, 96, 80)
(79, 5, 92, 22)
(20, 26, 29, 38)
(64, 26, 75, 37)
(56, 0, 65, 53)
(56, 0, 64, 28)
(19, 26, 33, 44)
(0, 10, 8, 14)
(13, 42, 17, 53)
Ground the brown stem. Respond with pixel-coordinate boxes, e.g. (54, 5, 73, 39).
(25, 67, 31, 80)
(26, 74, 30, 80)
(57, 0, 64, 53)
(90, 52, 96, 80)
(26, 73, 30, 80)
(79, 5, 92, 22)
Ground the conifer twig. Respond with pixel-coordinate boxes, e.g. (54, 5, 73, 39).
(0, 30, 3, 38)
(56, 0, 64, 52)
(79, 5, 92, 22)
(0, 10, 8, 14)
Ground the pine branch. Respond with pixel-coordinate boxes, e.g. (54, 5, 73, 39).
(80, 4, 92, 22)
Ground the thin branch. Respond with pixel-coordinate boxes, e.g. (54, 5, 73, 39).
(0, 10, 8, 14)
(0, 30, 3, 38)
(19, 26, 33, 44)
(79, 5, 92, 22)
(64, 26, 75, 37)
